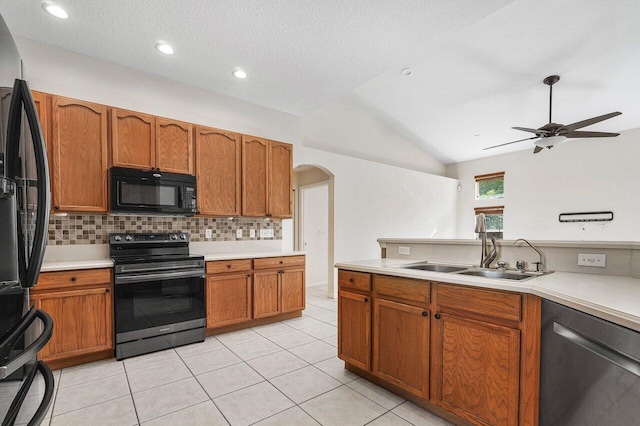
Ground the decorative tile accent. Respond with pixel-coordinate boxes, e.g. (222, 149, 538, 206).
(47, 215, 282, 245)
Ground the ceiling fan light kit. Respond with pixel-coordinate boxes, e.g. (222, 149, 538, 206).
(484, 75, 622, 154)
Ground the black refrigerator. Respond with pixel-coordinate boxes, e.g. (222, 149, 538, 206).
(0, 13, 55, 426)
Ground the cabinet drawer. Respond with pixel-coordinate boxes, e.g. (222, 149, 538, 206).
(253, 256, 305, 270)
(373, 275, 430, 304)
(35, 268, 112, 291)
(338, 270, 371, 292)
(206, 259, 252, 275)
(436, 283, 521, 323)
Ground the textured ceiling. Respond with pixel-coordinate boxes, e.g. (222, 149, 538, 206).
(0, 0, 511, 116)
(2, 0, 639, 165)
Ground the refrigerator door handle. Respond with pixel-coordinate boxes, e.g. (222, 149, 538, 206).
(2, 361, 54, 426)
(5, 79, 51, 288)
(0, 308, 53, 380)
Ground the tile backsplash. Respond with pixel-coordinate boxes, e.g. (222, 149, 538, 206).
(48, 214, 282, 245)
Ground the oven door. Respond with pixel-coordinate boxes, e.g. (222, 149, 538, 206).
(114, 270, 205, 344)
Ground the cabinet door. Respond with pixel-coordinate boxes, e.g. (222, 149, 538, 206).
(242, 135, 269, 217)
(155, 117, 193, 174)
(373, 298, 429, 399)
(253, 271, 280, 318)
(50, 96, 108, 212)
(195, 126, 241, 216)
(31, 286, 113, 362)
(111, 108, 155, 170)
(338, 290, 371, 371)
(206, 274, 252, 328)
(280, 267, 305, 313)
(432, 313, 520, 426)
(268, 141, 293, 218)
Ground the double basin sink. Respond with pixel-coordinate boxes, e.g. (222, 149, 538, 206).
(396, 262, 548, 281)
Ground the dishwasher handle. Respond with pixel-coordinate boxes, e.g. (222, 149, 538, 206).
(553, 321, 640, 378)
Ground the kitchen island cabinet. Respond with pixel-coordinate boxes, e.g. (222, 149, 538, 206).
(337, 268, 540, 426)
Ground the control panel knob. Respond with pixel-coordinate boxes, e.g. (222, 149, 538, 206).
(180, 234, 187, 240)
(170, 234, 178, 240)
(113, 235, 122, 241)
(125, 235, 133, 241)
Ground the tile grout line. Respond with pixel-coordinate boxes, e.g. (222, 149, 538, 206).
(122, 360, 142, 425)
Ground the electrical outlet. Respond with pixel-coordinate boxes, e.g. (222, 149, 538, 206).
(578, 253, 606, 267)
(205, 229, 212, 239)
(250, 229, 256, 238)
(398, 246, 411, 255)
(260, 229, 274, 238)
(236, 229, 243, 238)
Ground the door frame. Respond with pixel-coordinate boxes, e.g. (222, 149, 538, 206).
(298, 181, 330, 289)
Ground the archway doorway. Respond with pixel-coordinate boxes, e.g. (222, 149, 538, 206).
(293, 165, 335, 298)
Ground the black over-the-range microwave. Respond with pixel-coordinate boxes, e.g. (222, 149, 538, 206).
(110, 167, 197, 216)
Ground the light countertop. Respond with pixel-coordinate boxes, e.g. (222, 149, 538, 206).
(336, 258, 640, 332)
(41, 251, 305, 272)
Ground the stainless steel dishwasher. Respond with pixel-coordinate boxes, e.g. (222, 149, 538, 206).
(540, 299, 640, 425)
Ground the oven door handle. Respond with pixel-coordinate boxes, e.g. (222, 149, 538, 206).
(115, 269, 205, 285)
(553, 321, 640, 377)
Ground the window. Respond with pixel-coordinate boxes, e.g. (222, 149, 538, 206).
(475, 172, 504, 200)
(475, 206, 504, 240)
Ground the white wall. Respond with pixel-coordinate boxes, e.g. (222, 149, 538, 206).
(303, 97, 446, 176)
(447, 128, 640, 241)
(297, 147, 458, 263)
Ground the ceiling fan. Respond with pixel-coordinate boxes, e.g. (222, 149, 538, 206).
(484, 75, 622, 154)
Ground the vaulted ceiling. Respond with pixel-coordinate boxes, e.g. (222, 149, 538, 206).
(2, 0, 639, 164)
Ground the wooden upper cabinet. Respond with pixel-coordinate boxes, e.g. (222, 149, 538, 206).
(195, 126, 241, 216)
(268, 141, 293, 218)
(50, 96, 108, 212)
(242, 135, 269, 216)
(111, 108, 155, 170)
(155, 118, 193, 175)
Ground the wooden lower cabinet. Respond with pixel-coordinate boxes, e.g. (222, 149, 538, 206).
(31, 269, 113, 368)
(253, 271, 280, 318)
(432, 313, 520, 426)
(281, 268, 305, 312)
(373, 298, 430, 399)
(337, 270, 540, 426)
(206, 273, 252, 328)
(338, 290, 371, 371)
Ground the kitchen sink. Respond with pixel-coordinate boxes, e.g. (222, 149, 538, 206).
(454, 269, 541, 281)
(400, 263, 469, 273)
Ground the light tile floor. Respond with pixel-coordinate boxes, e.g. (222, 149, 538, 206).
(39, 285, 452, 426)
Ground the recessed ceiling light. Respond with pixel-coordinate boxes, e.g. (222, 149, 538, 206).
(155, 42, 174, 55)
(42, 2, 69, 19)
(473, 133, 481, 137)
(400, 68, 413, 76)
(232, 68, 248, 79)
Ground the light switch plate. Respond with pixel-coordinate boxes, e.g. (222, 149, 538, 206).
(250, 229, 256, 238)
(260, 229, 274, 238)
(398, 246, 411, 255)
(205, 229, 212, 239)
(236, 229, 243, 238)
(578, 253, 606, 267)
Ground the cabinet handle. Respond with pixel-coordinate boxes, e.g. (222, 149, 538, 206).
(364, 297, 369, 302)
(422, 311, 428, 317)
(247, 274, 251, 278)
(54, 206, 59, 210)
(227, 264, 232, 268)
(279, 260, 284, 264)
(70, 277, 77, 282)
(434, 313, 441, 319)
(349, 278, 354, 283)
(105, 289, 110, 293)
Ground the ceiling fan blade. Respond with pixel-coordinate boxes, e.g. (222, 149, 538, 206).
(563, 112, 622, 132)
(483, 136, 539, 150)
(564, 131, 620, 138)
(512, 126, 547, 135)
(533, 146, 543, 154)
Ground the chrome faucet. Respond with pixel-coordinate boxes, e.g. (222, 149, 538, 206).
(513, 238, 544, 272)
(475, 213, 497, 268)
